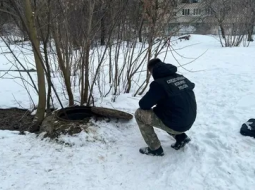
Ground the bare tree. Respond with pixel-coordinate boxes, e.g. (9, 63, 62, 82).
(205, 0, 251, 47)
(137, 0, 177, 95)
(204, 0, 232, 40)
(22, 0, 46, 131)
(0, 0, 67, 132)
(0, 0, 186, 120)
(243, 0, 255, 41)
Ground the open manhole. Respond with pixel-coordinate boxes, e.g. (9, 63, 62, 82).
(41, 106, 133, 138)
(56, 106, 133, 121)
(56, 106, 95, 121)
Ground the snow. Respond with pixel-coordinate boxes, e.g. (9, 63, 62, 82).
(1, 35, 255, 190)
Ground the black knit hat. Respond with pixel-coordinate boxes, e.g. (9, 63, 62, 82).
(147, 58, 162, 72)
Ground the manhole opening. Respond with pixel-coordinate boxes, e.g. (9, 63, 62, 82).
(56, 106, 96, 121)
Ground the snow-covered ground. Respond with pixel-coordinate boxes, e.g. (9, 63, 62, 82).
(1, 35, 255, 190)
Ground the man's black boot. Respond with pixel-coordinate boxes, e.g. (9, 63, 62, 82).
(139, 146, 164, 156)
(171, 133, 191, 150)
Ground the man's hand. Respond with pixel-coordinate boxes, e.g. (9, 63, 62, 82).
(139, 81, 165, 110)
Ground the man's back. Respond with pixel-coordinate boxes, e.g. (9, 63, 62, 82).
(139, 62, 197, 132)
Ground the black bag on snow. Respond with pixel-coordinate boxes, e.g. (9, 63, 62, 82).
(240, 119, 255, 138)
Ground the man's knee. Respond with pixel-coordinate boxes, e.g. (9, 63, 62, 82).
(135, 108, 153, 125)
(135, 108, 142, 120)
(135, 108, 148, 122)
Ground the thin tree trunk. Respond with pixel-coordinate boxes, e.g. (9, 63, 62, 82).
(24, 0, 46, 132)
(138, 19, 144, 43)
(138, 28, 153, 95)
(38, 0, 52, 115)
(248, 25, 254, 42)
(220, 24, 226, 39)
(52, 28, 74, 106)
(100, 8, 105, 45)
(138, 66, 151, 95)
(43, 42, 52, 115)
(82, 0, 95, 105)
(109, 46, 112, 83)
(84, 42, 90, 104)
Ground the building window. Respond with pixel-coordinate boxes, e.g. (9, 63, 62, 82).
(205, 8, 213, 15)
(193, 9, 201, 15)
(182, 9, 190, 15)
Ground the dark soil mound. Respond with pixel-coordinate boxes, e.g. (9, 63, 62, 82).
(0, 108, 34, 131)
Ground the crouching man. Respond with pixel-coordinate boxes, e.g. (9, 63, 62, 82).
(135, 58, 197, 156)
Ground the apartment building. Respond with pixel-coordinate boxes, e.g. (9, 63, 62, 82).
(169, 0, 217, 35)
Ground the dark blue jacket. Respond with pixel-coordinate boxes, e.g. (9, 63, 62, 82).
(139, 62, 197, 132)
